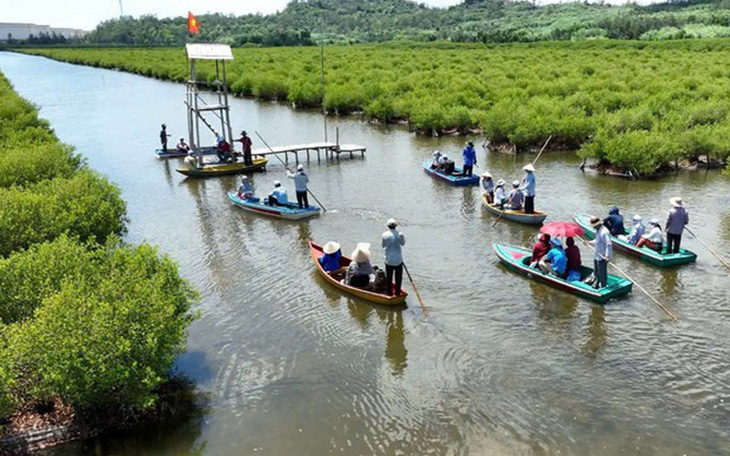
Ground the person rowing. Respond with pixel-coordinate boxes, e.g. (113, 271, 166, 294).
(588, 216, 613, 289)
(160, 123, 170, 151)
(521, 164, 536, 214)
(382, 218, 406, 297)
(462, 141, 477, 177)
(287, 164, 310, 209)
(235, 130, 254, 166)
(666, 197, 689, 254)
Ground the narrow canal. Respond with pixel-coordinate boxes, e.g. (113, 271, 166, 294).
(2, 51, 730, 455)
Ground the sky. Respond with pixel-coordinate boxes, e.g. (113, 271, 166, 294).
(5, 0, 465, 30)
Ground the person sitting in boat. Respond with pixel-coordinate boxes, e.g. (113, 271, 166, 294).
(636, 219, 664, 252)
(619, 215, 645, 245)
(530, 233, 551, 268)
(237, 175, 254, 200)
(176, 137, 190, 154)
(216, 136, 233, 163)
(436, 155, 455, 175)
(266, 180, 288, 207)
(565, 237, 582, 281)
(319, 241, 342, 273)
(494, 179, 507, 208)
(346, 243, 375, 288)
(430, 151, 443, 169)
(481, 171, 495, 204)
(507, 181, 524, 211)
(539, 239, 568, 278)
(603, 206, 626, 237)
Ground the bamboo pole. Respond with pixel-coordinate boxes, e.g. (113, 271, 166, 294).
(403, 263, 429, 319)
(686, 227, 730, 272)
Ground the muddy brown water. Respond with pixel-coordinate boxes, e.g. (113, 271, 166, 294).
(2, 52, 730, 455)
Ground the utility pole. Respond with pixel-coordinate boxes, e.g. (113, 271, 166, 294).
(118, 0, 124, 16)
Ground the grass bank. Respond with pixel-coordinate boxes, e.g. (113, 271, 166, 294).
(0, 71, 199, 450)
(17, 39, 730, 175)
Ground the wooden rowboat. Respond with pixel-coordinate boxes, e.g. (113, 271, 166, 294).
(493, 243, 632, 304)
(573, 214, 697, 267)
(176, 157, 267, 178)
(481, 195, 548, 225)
(309, 241, 407, 306)
(422, 160, 479, 187)
(228, 193, 321, 220)
(155, 146, 217, 158)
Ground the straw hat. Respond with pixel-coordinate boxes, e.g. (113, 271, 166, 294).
(496, 179, 505, 187)
(481, 171, 492, 178)
(589, 216, 602, 228)
(351, 243, 371, 263)
(323, 241, 341, 255)
(512, 180, 520, 188)
(670, 197, 684, 207)
(523, 163, 535, 172)
(387, 218, 398, 228)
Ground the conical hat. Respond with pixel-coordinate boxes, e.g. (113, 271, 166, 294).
(323, 241, 340, 255)
(351, 242, 371, 263)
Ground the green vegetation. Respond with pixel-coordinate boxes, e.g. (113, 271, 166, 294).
(78, 0, 730, 46)
(21, 39, 730, 174)
(0, 73, 197, 425)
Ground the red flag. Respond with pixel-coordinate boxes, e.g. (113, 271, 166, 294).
(188, 12, 200, 35)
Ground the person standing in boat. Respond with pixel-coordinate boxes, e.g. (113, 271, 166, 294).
(382, 218, 406, 297)
(480, 171, 495, 204)
(666, 197, 689, 254)
(236, 130, 254, 166)
(462, 142, 477, 177)
(589, 216, 613, 289)
(160, 124, 170, 151)
(287, 164, 309, 209)
(237, 175, 254, 200)
(521, 164, 536, 214)
(507, 181, 524, 211)
(266, 180, 288, 207)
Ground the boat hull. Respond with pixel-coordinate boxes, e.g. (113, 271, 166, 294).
(228, 193, 321, 220)
(155, 146, 217, 158)
(482, 195, 547, 225)
(573, 214, 697, 267)
(423, 160, 479, 187)
(493, 243, 632, 304)
(176, 157, 267, 177)
(309, 241, 407, 306)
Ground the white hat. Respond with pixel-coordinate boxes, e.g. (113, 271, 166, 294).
(481, 171, 492, 178)
(351, 242, 371, 263)
(433, 150, 441, 156)
(442, 154, 449, 159)
(241, 175, 248, 182)
(523, 164, 535, 172)
(387, 218, 398, 227)
(274, 180, 281, 186)
(496, 179, 505, 187)
(650, 218, 660, 226)
(632, 214, 642, 221)
(297, 164, 304, 171)
(512, 180, 520, 188)
(670, 197, 683, 207)
(323, 241, 341, 255)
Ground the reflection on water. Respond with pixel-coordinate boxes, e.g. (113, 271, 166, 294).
(2, 51, 730, 455)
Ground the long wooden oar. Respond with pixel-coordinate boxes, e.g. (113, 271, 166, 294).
(255, 131, 328, 212)
(686, 227, 730, 272)
(403, 262, 429, 319)
(491, 135, 552, 228)
(579, 237, 678, 320)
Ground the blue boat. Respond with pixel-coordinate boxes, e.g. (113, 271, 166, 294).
(227, 193, 321, 220)
(155, 146, 218, 158)
(422, 160, 479, 187)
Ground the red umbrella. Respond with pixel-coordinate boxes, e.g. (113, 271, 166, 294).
(540, 221, 584, 238)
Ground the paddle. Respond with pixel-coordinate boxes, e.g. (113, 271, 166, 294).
(578, 237, 678, 321)
(403, 262, 429, 319)
(686, 227, 730, 273)
(491, 135, 552, 228)
(255, 131, 328, 212)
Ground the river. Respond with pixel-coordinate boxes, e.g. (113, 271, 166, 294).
(2, 51, 730, 455)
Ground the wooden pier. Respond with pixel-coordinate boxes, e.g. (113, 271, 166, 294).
(251, 142, 366, 165)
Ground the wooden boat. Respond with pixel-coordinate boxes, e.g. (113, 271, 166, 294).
(422, 160, 479, 187)
(228, 193, 321, 220)
(309, 241, 408, 306)
(481, 195, 548, 225)
(493, 243, 633, 304)
(176, 156, 267, 177)
(155, 146, 217, 158)
(573, 214, 697, 267)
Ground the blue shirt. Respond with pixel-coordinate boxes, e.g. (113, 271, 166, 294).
(523, 172, 536, 197)
(546, 247, 567, 275)
(462, 146, 477, 166)
(271, 186, 288, 204)
(382, 228, 405, 266)
(319, 251, 341, 272)
(627, 223, 645, 245)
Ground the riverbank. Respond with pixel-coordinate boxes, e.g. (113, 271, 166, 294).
(0, 68, 199, 451)
(14, 39, 730, 176)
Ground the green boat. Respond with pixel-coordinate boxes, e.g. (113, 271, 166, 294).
(573, 214, 697, 267)
(493, 243, 633, 304)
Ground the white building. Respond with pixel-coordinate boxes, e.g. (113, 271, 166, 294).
(0, 23, 87, 41)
